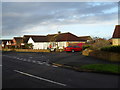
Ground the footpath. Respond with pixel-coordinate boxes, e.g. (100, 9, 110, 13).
(50, 53, 120, 75)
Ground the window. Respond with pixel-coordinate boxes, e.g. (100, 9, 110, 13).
(67, 46, 72, 47)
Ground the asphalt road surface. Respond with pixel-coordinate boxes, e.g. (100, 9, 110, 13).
(0, 51, 2, 90)
(2, 52, 119, 88)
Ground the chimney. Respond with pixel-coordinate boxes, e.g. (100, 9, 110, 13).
(58, 31, 61, 34)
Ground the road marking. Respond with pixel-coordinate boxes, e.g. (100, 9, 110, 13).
(19, 58, 23, 60)
(27, 59, 31, 62)
(27, 59, 31, 61)
(32, 60, 36, 63)
(52, 65, 58, 68)
(0, 65, 2, 67)
(14, 70, 67, 87)
(38, 62, 43, 64)
(23, 59, 27, 61)
(45, 63, 50, 66)
(37, 61, 43, 64)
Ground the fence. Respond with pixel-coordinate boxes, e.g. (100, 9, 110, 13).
(2, 49, 50, 52)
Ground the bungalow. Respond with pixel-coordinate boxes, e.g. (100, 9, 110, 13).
(25, 32, 93, 50)
(23, 35, 49, 49)
(112, 25, 120, 45)
(1, 32, 92, 50)
(1, 39, 13, 48)
(13, 37, 24, 48)
(78, 36, 93, 43)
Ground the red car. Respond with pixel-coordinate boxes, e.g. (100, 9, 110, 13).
(64, 46, 82, 52)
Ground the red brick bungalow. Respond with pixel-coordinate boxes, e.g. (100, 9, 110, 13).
(1, 39, 13, 48)
(112, 25, 120, 45)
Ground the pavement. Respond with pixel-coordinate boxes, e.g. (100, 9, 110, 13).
(2, 51, 120, 88)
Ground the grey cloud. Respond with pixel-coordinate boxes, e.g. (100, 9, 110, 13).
(2, 2, 118, 37)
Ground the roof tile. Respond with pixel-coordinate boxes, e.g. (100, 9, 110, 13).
(112, 25, 120, 38)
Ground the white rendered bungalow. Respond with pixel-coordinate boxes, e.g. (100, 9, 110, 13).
(24, 32, 93, 50)
(24, 35, 49, 49)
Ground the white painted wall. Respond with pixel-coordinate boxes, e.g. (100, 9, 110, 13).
(33, 42, 49, 49)
(28, 37, 50, 49)
(27, 37, 84, 49)
(2, 44, 4, 47)
(58, 42, 67, 49)
(28, 37, 34, 44)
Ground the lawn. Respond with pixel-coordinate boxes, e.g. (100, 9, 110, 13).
(80, 64, 120, 74)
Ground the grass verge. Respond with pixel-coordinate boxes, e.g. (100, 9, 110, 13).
(80, 64, 120, 74)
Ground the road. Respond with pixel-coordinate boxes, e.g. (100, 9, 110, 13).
(0, 51, 2, 90)
(2, 52, 119, 88)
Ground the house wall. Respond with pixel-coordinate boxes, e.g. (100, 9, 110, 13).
(2, 44, 4, 48)
(27, 37, 50, 49)
(112, 39, 120, 45)
(13, 39, 16, 45)
(66, 41, 85, 46)
(58, 42, 67, 49)
(32, 42, 49, 49)
(28, 37, 86, 50)
(28, 37, 34, 44)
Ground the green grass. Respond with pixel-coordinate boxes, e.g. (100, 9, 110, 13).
(80, 64, 120, 74)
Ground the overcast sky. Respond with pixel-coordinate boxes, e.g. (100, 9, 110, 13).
(2, 2, 119, 39)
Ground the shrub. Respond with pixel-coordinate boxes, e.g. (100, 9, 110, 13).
(101, 45, 120, 53)
(82, 45, 91, 50)
(24, 43, 33, 49)
(11, 46, 15, 49)
(91, 40, 111, 50)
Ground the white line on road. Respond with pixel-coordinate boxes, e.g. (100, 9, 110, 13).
(52, 65, 58, 68)
(45, 63, 50, 66)
(27, 59, 31, 62)
(23, 59, 27, 61)
(37, 61, 43, 64)
(19, 58, 23, 60)
(32, 60, 36, 63)
(14, 70, 67, 87)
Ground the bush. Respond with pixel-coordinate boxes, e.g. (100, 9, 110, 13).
(101, 45, 120, 53)
(82, 45, 91, 50)
(24, 43, 33, 49)
(91, 40, 111, 50)
(11, 46, 15, 49)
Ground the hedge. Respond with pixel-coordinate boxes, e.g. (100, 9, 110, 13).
(101, 45, 120, 53)
(82, 45, 91, 50)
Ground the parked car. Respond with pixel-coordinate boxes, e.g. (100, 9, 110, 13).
(64, 46, 82, 52)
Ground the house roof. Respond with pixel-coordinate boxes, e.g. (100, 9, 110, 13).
(47, 32, 79, 42)
(2, 39, 13, 44)
(24, 32, 92, 43)
(78, 36, 93, 41)
(23, 35, 47, 43)
(112, 25, 120, 38)
(14, 37, 23, 44)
